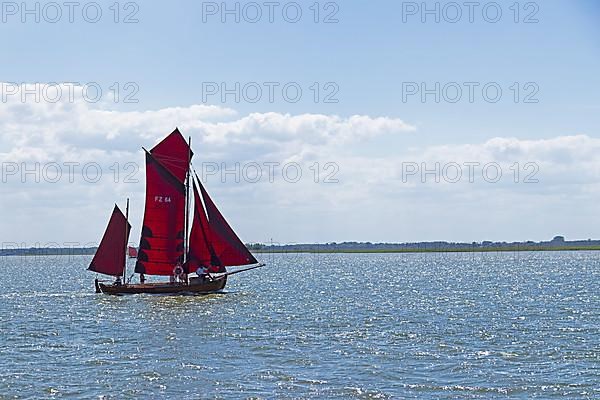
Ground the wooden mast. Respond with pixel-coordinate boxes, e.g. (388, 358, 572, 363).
(123, 198, 129, 283)
(183, 136, 192, 270)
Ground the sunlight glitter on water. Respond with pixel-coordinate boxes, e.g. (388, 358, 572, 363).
(0, 251, 599, 398)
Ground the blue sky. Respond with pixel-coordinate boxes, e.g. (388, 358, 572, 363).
(0, 1, 599, 245)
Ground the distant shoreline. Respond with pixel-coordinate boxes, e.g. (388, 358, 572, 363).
(2, 243, 600, 257)
(248, 236, 600, 254)
(254, 246, 600, 254)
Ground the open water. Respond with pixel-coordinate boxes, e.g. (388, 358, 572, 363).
(0, 251, 598, 398)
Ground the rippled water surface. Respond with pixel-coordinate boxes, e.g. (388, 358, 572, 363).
(0, 251, 599, 399)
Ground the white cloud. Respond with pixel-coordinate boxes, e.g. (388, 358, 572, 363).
(0, 82, 416, 244)
(1, 82, 598, 244)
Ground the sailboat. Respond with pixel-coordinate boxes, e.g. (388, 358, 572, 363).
(88, 128, 264, 295)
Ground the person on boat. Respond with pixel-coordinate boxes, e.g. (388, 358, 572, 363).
(196, 266, 209, 282)
(114, 276, 122, 286)
(140, 273, 146, 284)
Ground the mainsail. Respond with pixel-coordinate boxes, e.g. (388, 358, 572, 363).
(150, 128, 193, 182)
(197, 176, 258, 267)
(135, 129, 192, 276)
(89, 205, 131, 277)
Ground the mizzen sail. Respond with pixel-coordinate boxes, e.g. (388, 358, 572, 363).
(89, 205, 131, 277)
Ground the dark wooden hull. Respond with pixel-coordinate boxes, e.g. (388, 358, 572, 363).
(97, 276, 227, 295)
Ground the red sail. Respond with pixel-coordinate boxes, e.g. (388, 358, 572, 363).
(150, 128, 193, 183)
(198, 179, 258, 267)
(89, 205, 131, 277)
(135, 152, 187, 276)
(186, 181, 224, 273)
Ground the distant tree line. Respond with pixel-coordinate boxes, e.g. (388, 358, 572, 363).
(247, 236, 600, 253)
(2, 236, 600, 256)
